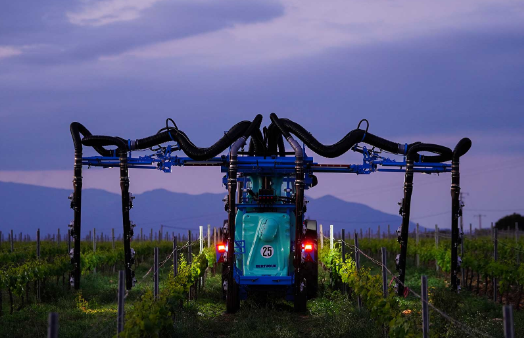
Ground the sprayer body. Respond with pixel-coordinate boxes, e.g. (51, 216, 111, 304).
(234, 173, 298, 295)
(216, 167, 318, 300)
(235, 210, 294, 278)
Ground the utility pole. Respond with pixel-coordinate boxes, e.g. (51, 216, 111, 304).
(474, 214, 487, 232)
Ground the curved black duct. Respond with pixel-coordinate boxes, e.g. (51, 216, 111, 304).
(248, 128, 266, 156)
(405, 143, 453, 163)
(82, 116, 264, 161)
(242, 114, 263, 138)
(264, 123, 284, 157)
(70, 122, 115, 157)
(82, 135, 127, 150)
(453, 138, 472, 160)
(272, 118, 453, 162)
(136, 118, 260, 160)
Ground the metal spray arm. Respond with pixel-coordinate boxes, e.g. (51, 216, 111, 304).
(450, 138, 472, 292)
(395, 143, 452, 296)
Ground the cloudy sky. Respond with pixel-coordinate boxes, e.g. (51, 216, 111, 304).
(1, 0, 523, 229)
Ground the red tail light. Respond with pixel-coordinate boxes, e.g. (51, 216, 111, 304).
(304, 243, 313, 252)
(217, 243, 226, 252)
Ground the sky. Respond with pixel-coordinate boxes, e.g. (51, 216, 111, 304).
(0, 0, 523, 230)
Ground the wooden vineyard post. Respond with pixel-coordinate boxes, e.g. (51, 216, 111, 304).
(37, 228, 41, 258)
(421, 275, 429, 338)
(67, 229, 71, 289)
(188, 230, 192, 264)
(330, 224, 334, 250)
(416, 223, 420, 268)
(154, 247, 159, 299)
(10, 229, 13, 252)
(173, 237, 178, 277)
(112, 228, 115, 250)
(388, 224, 390, 239)
(378, 225, 381, 240)
(57, 228, 61, 245)
(93, 228, 96, 274)
(516, 222, 520, 265)
(494, 228, 498, 303)
(341, 229, 346, 294)
(117, 270, 125, 336)
(354, 231, 362, 310)
(199, 226, 203, 254)
(461, 221, 466, 290)
(47, 312, 59, 338)
(320, 224, 324, 249)
(150, 229, 153, 243)
(460, 222, 467, 288)
(188, 230, 192, 301)
(470, 223, 472, 237)
(381, 247, 387, 298)
(503, 305, 515, 338)
(381, 247, 388, 338)
(208, 224, 211, 248)
(435, 225, 439, 273)
(37, 228, 41, 301)
(0, 231, 2, 248)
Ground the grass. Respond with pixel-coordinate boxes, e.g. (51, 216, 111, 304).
(1, 254, 523, 337)
(0, 260, 174, 338)
(170, 267, 382, 338)
(359, 251, 524, 337)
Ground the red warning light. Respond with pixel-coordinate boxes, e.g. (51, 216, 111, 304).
(217, 244, 226, 252)
(304, 243, 313, 251)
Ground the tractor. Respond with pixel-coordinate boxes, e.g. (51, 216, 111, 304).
(69, 113, 470, 313)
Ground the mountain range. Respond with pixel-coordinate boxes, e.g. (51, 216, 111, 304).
(0, 182, 417, 240)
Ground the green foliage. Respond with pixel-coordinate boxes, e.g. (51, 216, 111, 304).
(201, 246, 216, 269)
(319, 245, 419, 338)
(0, 256, 70, 296)
(357, 236, 524, 291)
(117, 252, 208, 337)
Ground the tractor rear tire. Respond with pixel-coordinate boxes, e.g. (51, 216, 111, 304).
(304, 220, 319, 299)
(221, 263, 227, 301)
(294, 276, 308, 312)
(303, 261, 318, 299)
(226, 279, 240, 313)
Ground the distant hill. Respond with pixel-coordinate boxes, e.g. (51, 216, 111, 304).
(0, 182, 416, 240)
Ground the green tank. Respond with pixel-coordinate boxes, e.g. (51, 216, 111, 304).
(235, 210, 295, 277)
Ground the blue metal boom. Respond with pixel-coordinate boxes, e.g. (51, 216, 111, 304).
(82, 143, 451, 177)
